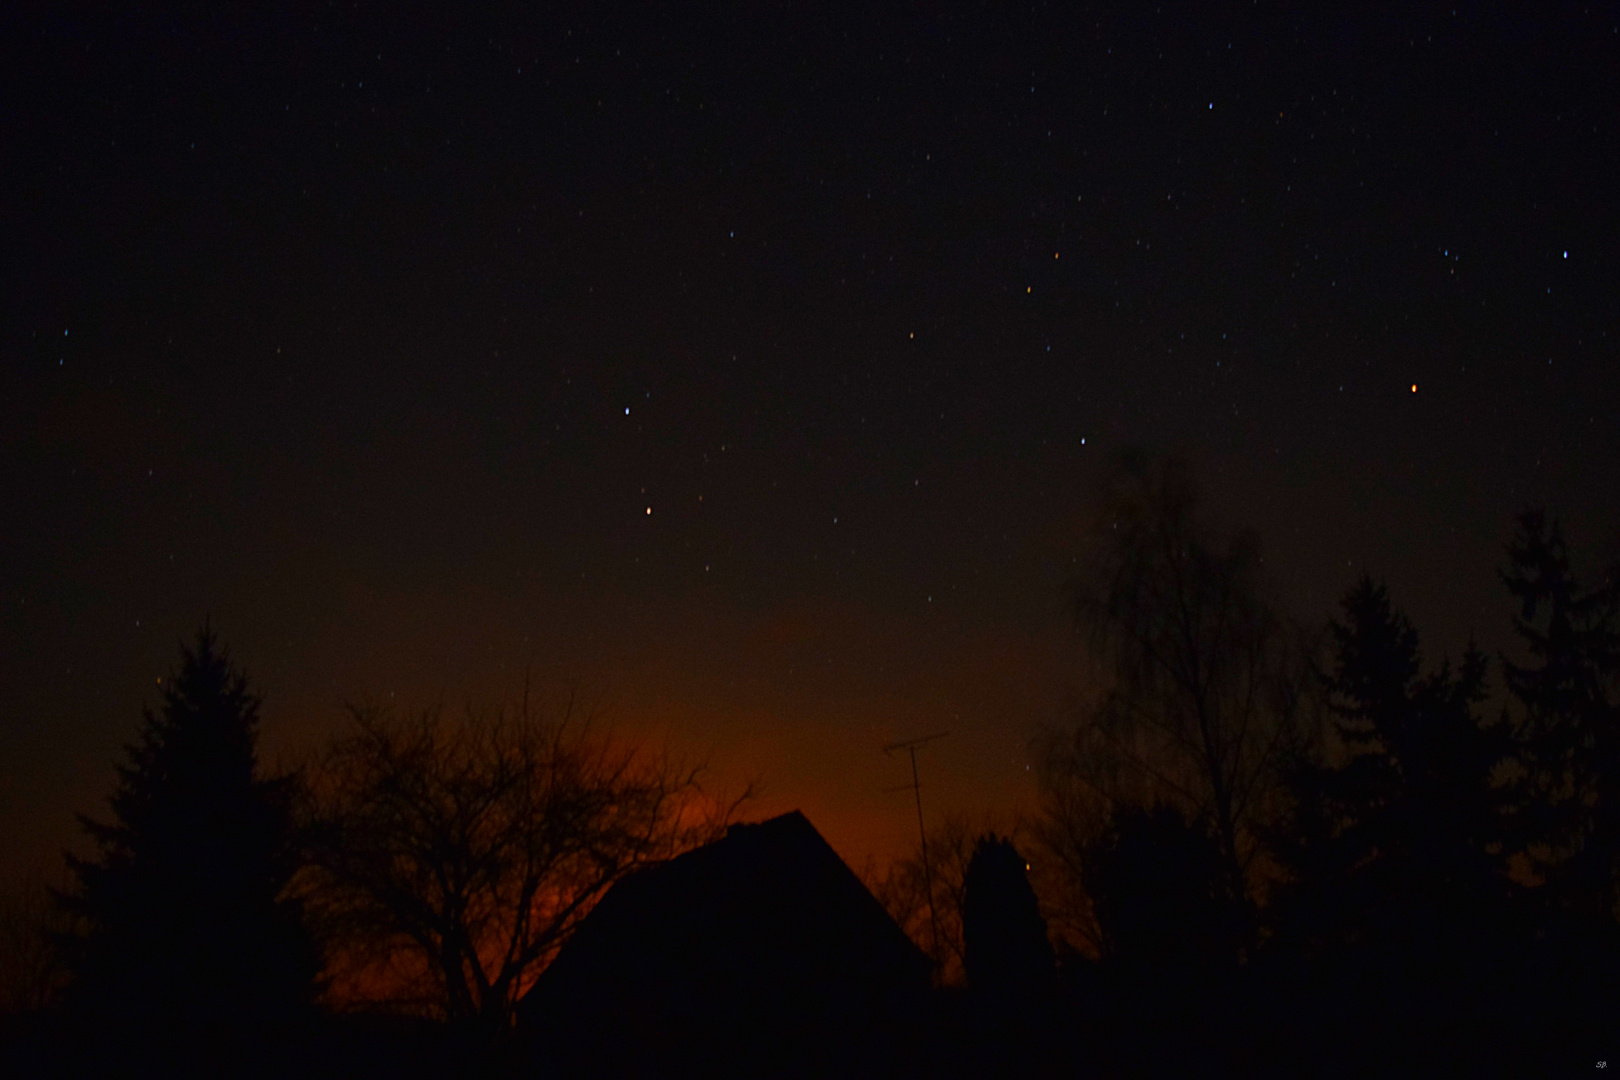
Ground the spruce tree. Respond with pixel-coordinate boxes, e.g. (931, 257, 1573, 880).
(1327, 580, 1510, 926)
(60, 627, 317, 1076)
(1269, 579, 1516, 1070)
(1501, 510, 1620, 925)
(1275, 579, 1512, 944)
(1498, 512, 1620, 1065)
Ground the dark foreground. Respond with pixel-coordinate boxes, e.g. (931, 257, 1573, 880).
(4, 953, 1614, 1080)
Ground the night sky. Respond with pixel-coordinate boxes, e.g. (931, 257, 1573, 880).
(5, 4, 1618, 886)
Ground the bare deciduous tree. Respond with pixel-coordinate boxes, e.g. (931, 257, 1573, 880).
(1035, 458, 1313, 924)
(298, 691, 747, 1040)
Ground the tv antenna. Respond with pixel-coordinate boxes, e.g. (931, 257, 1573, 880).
(883, 730, 949, 974)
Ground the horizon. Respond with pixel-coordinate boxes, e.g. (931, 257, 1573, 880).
(4, 2, 1617, 936)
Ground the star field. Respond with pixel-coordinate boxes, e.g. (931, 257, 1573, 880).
(2, 3, 1618, 879)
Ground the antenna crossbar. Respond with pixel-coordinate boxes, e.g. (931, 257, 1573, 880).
(882, 730, 950, 981)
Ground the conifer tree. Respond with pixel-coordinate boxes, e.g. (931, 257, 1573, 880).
(60, 627, 317, 1076)
(1267, 579, 1518, 1071)
(1501, 510, 1620, 926)
(961, 835, 1053, 995)
(1276, 579, 1513, 952)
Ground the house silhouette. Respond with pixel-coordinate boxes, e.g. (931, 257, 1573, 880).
(516, 810, 932, 1077)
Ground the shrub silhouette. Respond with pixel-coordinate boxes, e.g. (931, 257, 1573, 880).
(1082, 803, 1239, 975)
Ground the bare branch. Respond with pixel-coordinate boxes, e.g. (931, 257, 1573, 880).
(297, 691, 744, 1041)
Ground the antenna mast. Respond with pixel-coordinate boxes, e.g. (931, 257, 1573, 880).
(883, 730, 949, 976)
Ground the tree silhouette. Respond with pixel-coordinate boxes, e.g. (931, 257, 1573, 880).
(1501, 509, 1620, 925)
(1493, 511, 1620, 1067)
(1038, 457, 1309, 935)
(1081, 802, 1240, 975)
(58, 627, 318, 1077)
(1276, 579, 1512, 937)
(300, 694, 738, 1048)
(1058, 802, 1246, 1077)
(961, 835, 1053, 996)
(1267, 578, 1516, 1071)
(0, 874, 72, 1018)
(866, 812, 1028, 985)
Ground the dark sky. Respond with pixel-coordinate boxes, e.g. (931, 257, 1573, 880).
(4, 3, 1618, 883)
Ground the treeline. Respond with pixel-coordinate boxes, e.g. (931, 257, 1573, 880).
(2, 457, 1617, 1077)
(876, 460, 1620, 1075)
(0, 639, 741, 1079)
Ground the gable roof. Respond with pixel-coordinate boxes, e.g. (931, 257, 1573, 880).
(517, 810, 930, 1071)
